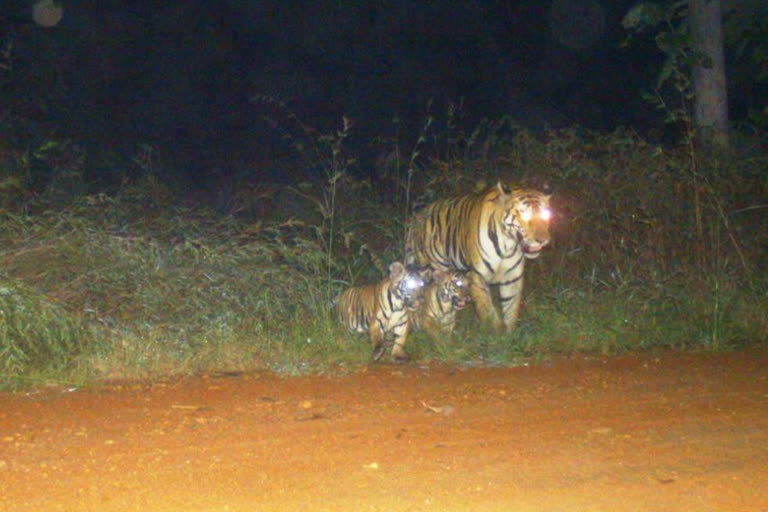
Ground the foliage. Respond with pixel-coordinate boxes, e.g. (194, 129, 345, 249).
(0, 277, 90, 389)
(622, 0, 768, 132)
(0, 117, 766, 388)
(622, 1, 700, 131)
(727, 6, 768, 128)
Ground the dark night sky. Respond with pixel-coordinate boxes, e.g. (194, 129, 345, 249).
(2, 0, 763, 182)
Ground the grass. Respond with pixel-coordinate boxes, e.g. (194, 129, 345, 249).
(1, 123, 766, 389)
(0, 278, 91, 388)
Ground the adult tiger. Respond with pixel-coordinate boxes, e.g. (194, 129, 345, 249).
(335, 261, 425, 362)
(406, 182, 551, 333)
(410, 269, 471, 343)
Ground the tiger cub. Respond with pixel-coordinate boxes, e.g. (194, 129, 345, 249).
(411, 270, 471, 342)
(335, 261, 425, 362)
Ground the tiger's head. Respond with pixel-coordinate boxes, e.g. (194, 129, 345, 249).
(432, 269, 471, 310)
(390, 261, 425, 310)
(496, 182, 552, 259)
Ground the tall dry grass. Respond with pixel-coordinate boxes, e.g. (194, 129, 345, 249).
(1, 123, 766, 387)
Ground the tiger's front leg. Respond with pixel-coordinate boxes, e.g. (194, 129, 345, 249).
(390, 322, 411, 363)
(387, 307, 413, 362)
(426, 321, 452, 344)
(426, 315, 456, 343)
(440, 317, 458, 343)
(469, 273, 504, 332)
(498, 276, 524, 332)
(369, 321, 387, 361)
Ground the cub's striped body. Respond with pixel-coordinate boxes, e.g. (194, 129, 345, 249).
(406, 182, 551, 332)
(335, 262, 424, 362)
(411, 270, 471, 342)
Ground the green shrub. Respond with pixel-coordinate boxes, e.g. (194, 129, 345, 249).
(0, 124, 765, 387)
(0, 278, 91, 388)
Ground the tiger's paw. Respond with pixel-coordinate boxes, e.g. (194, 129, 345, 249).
(371, 343, 387, 362)
(392, 349, 411, 364)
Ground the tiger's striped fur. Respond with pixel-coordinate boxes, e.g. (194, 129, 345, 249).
(335, 261, 425, 362)
(411, 269, 471, 342)
(406, 182, 551, 332)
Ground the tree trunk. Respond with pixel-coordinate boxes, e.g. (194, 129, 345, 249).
(689, 0, 729, 148)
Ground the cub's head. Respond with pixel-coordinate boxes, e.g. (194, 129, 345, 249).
(495, 182, 552, 259)
(432, 270, 471, 310)
(389, 261, 425, 310)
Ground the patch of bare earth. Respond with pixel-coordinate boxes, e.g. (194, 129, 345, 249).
(1, 349, 767, 511)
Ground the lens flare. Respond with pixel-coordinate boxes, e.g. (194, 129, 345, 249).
(404, 276, 423, 291)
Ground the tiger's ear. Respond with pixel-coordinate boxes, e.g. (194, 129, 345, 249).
(407, 264, 432, 283)
(389, 261, 405, 280)
(495, 181, 514, 207)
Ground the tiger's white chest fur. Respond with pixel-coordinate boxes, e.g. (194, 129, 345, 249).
(475, 212, 525, 285)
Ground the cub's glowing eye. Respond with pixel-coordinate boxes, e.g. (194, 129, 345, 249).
(540, 208, 552, 221)
(404, 276, 422, 291)
(454, 279, 464, 287)
(520, 208, 533, 222)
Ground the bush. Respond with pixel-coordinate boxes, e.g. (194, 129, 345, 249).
(0, 124, 766, 388)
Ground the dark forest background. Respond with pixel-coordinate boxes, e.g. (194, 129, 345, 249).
(2, 0, 764, 188)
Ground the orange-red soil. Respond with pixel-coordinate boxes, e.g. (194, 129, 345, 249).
(2, 349, 767, 511)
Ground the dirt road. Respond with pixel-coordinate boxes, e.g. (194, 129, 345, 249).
(2, 349, 767, 511)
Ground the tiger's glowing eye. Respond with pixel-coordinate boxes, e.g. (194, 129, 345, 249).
(540, 208, 552, 221)
(454, 279, 464, 287)
(520, 208, 533, 222)
(404, 276, 422, 291)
